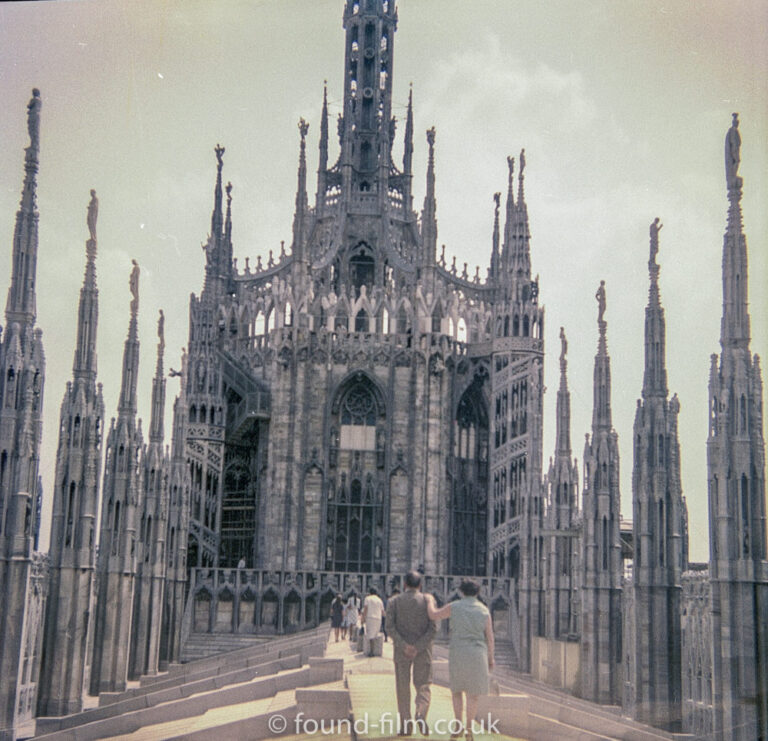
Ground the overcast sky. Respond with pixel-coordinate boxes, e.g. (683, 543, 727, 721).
(1, 0, 766, 563)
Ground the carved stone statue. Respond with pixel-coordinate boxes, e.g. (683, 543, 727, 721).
(649, 217, 662, 266)
(559, 326, 567, 365)
(87, 189, 98, 243)
(596, 280, 606, 324)
(426, 127, 436, 147)
(157, 309, 165, 353)
(27, 89, 41, 151)
(507, 155, 514, 179)
(725, 112, 740, 189)
(215, 143, 225, 168)
(519, 148, 526, 176)
(298, 118, 309, 139)
(129, 260, 140, 315)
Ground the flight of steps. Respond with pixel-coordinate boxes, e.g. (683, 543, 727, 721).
(181, 632, 270, 662)
(33, 624, 342, 741)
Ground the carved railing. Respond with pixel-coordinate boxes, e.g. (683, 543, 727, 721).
(183, 568, 519, 644)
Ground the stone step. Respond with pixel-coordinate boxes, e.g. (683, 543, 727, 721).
(140, 622, 329, 687)
(121, 679, 349, 741)
(34, 658, 344, 741)
(34, 653, 311, 736)
(95, 640, 325, 708)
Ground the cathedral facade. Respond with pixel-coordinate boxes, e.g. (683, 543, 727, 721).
(0, 2, 765, 740)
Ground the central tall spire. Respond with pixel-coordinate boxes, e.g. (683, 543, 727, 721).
(118, 261, 140, 418)
(720, 113, 751, 349)
(73, 190, 99, 381)
(5, 89, 41, 326)
(592, 279, 612, 431)
(340, 0, 398, 194)
(642, 218, 668, 398)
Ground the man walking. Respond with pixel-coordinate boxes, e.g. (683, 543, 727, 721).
(361, 587, 385, 656)
(388, 570, 436, 735)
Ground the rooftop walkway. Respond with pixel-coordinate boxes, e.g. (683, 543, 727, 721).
(30, 625, 689, 740)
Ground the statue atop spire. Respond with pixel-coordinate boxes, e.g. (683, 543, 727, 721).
(559, 326, 568, 375)
(6, 89, 43, 325)
(649, 217, 662, 266)
(725, 112, 741, 191)
(596, 279, 607, 353)
(27, 88, 41, 153)
(157, 309, 165, 358)
(596, 279, 606, 325)
(129, 259, 140, 317)
(649, 217, 662, 297)
(87, 189, 99, 257)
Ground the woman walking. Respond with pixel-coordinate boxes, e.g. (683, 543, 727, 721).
(330, 593, 345, 642)
(427, 580, 494, 740)
(343, 593, 360, 640)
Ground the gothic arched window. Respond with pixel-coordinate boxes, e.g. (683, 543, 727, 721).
(450, 383, 489, 575)
(355, 309, 369, 333)
(326, 377, 384, 573)
(381, 307, 390, 334)
(350, 246, 374, 298)
(396, 306, 408, 335)
(431, 304, 442, 334)
(457, 317, 467, 343)
(335, 310, 348, 331)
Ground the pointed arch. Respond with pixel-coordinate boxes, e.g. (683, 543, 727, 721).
(396, 305, 408, 335)
(450, 376, 489, 575)
(431, 303, 443, 334)
(457, 317, 467, 343)
(381, 306, 390, 334)
(251, 309, 263, 335)
(355, 308, 369, 333)
(326, 372, 386, 573)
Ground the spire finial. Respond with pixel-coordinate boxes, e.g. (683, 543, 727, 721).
(403, 85, 414, 178)
(501, 156, 516, 271)
(6, 89, 43, 324)
(517, 147, 526, 203)
(73, 188, 99, 379)
(149, 308, 166, 442)
(156, 309, 165, 376)
(422, 127, 438, 265)
(27, 88, 42, 154)
(596, 279, 607, 351)
(210, 143, 225, 240)
(491, 192, 501, 278)
(86, 189, 98, 262)
(556, 326, 572, 455)
(157, 308, 164, 345)
(129, 260, 140, 318)
(725, 112, 741, 192)
(649, 217, 662, 302)
(560, 326, 568, 376)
